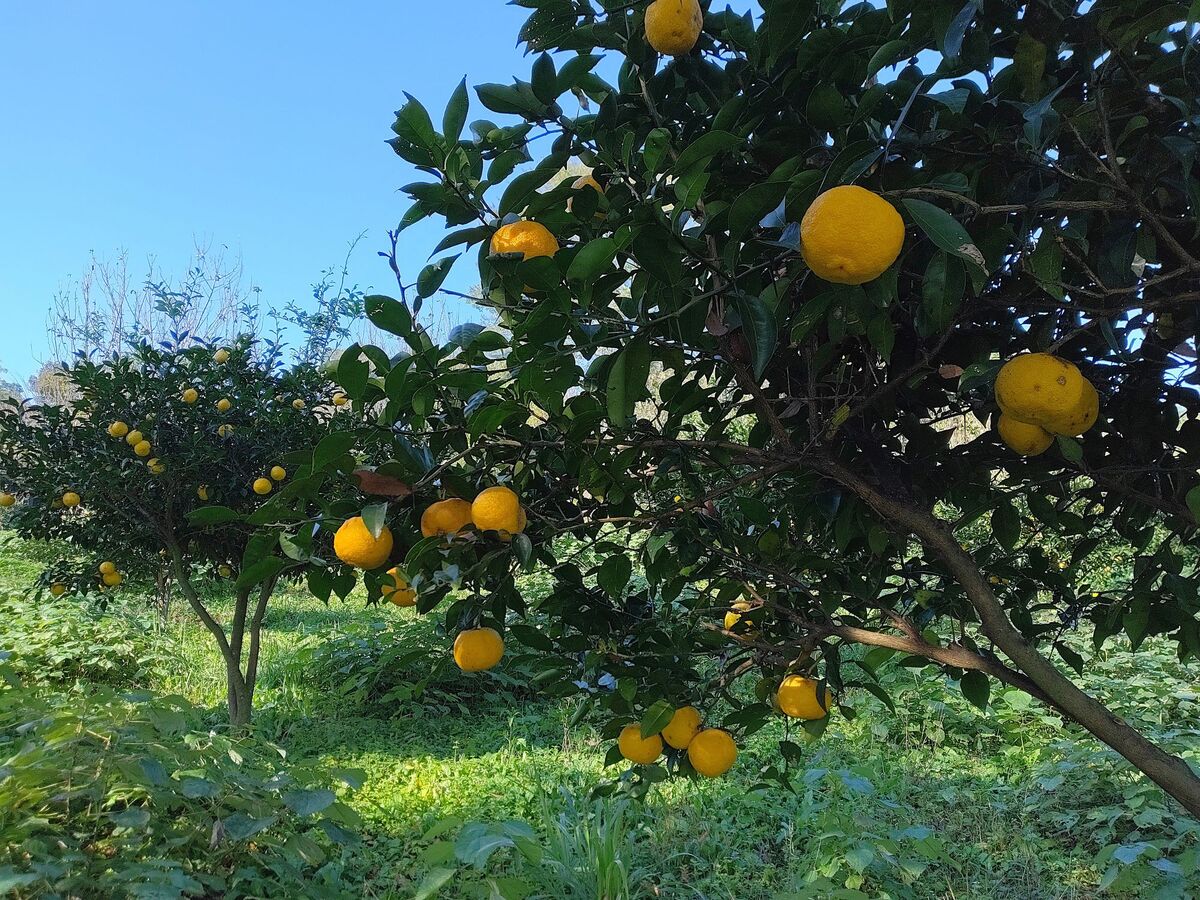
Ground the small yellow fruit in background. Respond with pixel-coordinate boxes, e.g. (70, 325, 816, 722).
(134, 440, 152, 457)
(197, 485, 209, 500)
(618, 724, 663, 764)
(292, 398, 306, 410)
(216, 398, 232, 413)
(645, 0, 703, 56)
(108, 421, 129, 438)
(214, 348, 230, 363)
(687, 729, 737, 777)
(218, 564, 233, 578)
(0, 493, 15, 507)
(421, 498, 475, 538)
(62, 492, 81, 507)
(181, 388, 199, 404)
(333, 516, 394, 569)
(49, 583, 66, 597)
(102, 572, 123, 587)
(453, 627, 505, 672)
(382, 567, 417, 607)
(332, 393, 348, 407)
(489, 221, 559, 260)
(661, 706, 702, 750)
(777, 675, 833, 720)
(253, 477, 273, 496)
(218, 424, 234, 438)
(472, 486, 521, 534)
(724, 600, 753, 632)
(98, 561, 116, 575)
(148, 458, 166, 474)
(125, 430, 143, 446)
(270, 466, 287, 482)
(997, 414, 1054, 457)
(801, 185, 905, 285)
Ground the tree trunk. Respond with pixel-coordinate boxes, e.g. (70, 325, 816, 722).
(814, 456, 1200, 818)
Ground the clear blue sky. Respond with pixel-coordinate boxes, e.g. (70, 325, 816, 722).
(0, 1, 541, 382)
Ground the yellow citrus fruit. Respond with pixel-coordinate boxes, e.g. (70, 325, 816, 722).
(420, 498, 474, 538)
(216, 398, 232, 413)
(181, 388, 199, 404)
(661, 705, 702, 750)
(332, 393, 348, 407)
(687, 728, 737, 777)
(724, 600, 753, 632)
(102, 572, 123, 587)
(197, 485, 209, 500)
(777, 675, 833, 720)
(49, 583, 66, 597)
(333, 516, 394, 569)
(133, 440, 152, 457)
(645, 0, 703, 56)
(490, 221, 559, 260)
(218, 424, 234, 438)
(218, 564, 233, 578)
(148, 458, 166, 474)
(382, 567, 417, 607)
(997, 414, 1054, 457)
(62, 492, 81, 507)
(453, 627, 505, 672)
(107, 421, 129, 438)
(99, 561, 116, 575)
(994, 353, 1095, 436)
(0, 493, 15, 507)
(618, 724, 663, 764)
(800, 186, 906, 285)
(472, 486, 521, 534)
(125, 430, 144, 446)
(214, 348, 230, 363)
(270, 466, 287, 482)
(1056, 378, 1099, 437)
(292, 398, 306, 410)
(253, 478, 273, 496)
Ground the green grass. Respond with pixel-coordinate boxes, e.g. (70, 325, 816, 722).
(1, 531, 1197, 898)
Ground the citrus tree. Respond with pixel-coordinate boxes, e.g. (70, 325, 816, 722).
(0, 340, 344, 726)
(326, 0, 1200, 813)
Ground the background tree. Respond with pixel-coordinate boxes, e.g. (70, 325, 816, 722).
(336, 0, 1200, 815)
(0, 340, 341, 725)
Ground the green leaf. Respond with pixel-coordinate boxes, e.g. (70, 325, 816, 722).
(728, 182, 790, 242)
(867, 39, 911, 78)
(187, 506, 242, 527)
(235, 556, 288, 593)
(361, 503, 389, 540)
(672, 131, 742, 175)
(413, 867, 456, 900)
(531, 53, 557, 105)
(605, 334, 651, 425)
(959, 670, 990, 709)
(417, 256, 459, 298)
(1056, 435, 1083, 464)
(902, 199, 987, 274)
(597, 554, 632, 597)
(643, 127, 672, 174)
(1187, 486, 1200, 521)
(365, 295, 414, 338)
(993, 501, 1021, 551)
(733, 293, 778, 378)
(313, 432, 356, 472)
(394, 94, 439, 152)
(443, 78, 469, 141)
(282, 788, 336, 817)
(566, 237, 617, 281)
(640, 699, 675, 739)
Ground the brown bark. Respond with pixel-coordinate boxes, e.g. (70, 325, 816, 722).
(811, 455, 1200, 818)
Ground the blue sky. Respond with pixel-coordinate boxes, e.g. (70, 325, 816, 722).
(0, 1, 545, 382)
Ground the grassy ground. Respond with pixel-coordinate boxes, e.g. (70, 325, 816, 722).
(2, 533, 1198, 898)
